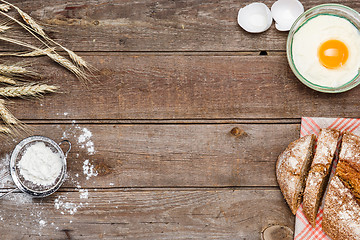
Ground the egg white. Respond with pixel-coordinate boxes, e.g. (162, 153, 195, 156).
(292, 15, 360, 88)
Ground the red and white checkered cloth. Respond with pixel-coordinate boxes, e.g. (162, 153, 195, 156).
(294, 117, 360, 240)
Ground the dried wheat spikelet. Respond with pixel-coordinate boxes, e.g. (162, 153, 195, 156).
(0, 24, 9, 32)
(0, 0, 45, 36)
(0, 99, 28, 136)
(46, 52, 89, 81)
(0, 63, 38, 78)
(0, 3, 9, 12)
(0, 84, 58, 98)
(0, 124, 10, 134)
(0, 75, 15, 85)
(0, 98, 21, 126)
(15, 7, 46, 36)
(63, 47, 94, 72)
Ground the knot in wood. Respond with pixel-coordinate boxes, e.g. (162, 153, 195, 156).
(230, 127, 245, 137)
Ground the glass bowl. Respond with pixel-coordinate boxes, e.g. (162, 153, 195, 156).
(287, 4, 360, 93)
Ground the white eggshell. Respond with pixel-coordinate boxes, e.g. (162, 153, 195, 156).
(271, 0, 304, 31)
(237, 3, 273, 33)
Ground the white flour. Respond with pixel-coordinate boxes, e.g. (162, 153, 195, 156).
(39, 220, 46, 227)
(78, 128, 95, 155)
(83, 159, 98, 180)
(62, 123, 96, 155)
(54, 195, 84, 215)
(0, 122, 101, 234)
(0, 154, 12, 187)
(18, 142, 63, 186)
(79, 189, 88, 199)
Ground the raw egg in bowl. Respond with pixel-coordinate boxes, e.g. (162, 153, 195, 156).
(287, 4, 360, 93)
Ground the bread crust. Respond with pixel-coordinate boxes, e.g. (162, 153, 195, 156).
(303, 129, 340, 226)
(276, 134, 316, 215)
(339, 132, 360, 172)
(322, 131, 360, 239)
(323, 176, 360, 240)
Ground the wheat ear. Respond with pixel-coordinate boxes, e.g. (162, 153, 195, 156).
(0, 84, 58, 98)
(0, 0, 45, 36)
(0, 3, 93, 79)
(46, 52, 88, 81)
(0, 99, 19, 124)
(0, 63, 38, 79)
(0, 35, 88, 81)
(0, 1, 93, 73)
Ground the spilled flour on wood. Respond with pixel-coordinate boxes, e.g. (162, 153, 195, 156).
(62, 121, 96, 155)
(0, 121, 102, 235)
(54, 195, 83, 215)
(79, 189, 89, 199)
(83, 159, 98, 180)
(0, 154, 12, 188)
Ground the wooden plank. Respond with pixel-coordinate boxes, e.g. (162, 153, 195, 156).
(0, 123, 299, 188)
(0, 189, 294, 239)
(0, 0, 358, 52)
(5, 54, 360, 120)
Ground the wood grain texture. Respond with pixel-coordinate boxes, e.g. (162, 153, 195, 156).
(0, 0, 357, 52)
(4, 54, 360, 120)
(0, 189, 294, 239)
(0, 123, 299, 188)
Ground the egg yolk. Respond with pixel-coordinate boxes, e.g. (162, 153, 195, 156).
(318, 40, 349, 69)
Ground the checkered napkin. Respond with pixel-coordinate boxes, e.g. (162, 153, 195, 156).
(294, 117, 360, 240)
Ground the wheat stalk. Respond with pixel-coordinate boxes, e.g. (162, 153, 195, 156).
(0, 84, 58, 98)
(0, 47, 54, 57)
(0, 75, 15, 84)
(17, 47, 56, 57)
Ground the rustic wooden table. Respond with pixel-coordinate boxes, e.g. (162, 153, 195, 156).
(0, 0, 359, 239)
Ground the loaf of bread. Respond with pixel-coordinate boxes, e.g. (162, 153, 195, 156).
(303, 129, 340, 227)
(276, 134, 316, 215)
(322, 132, 360, 239)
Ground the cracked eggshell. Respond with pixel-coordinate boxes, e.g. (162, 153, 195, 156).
(271, 0, 304, 31)
(237, 3, 273, 33)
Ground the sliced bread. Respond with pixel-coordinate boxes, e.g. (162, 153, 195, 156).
(303, 129, 340, 226)
(276, 134, 316, 215)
